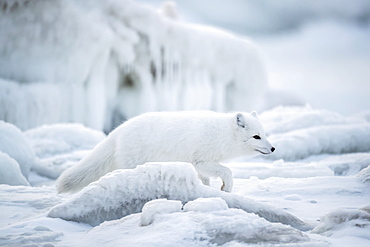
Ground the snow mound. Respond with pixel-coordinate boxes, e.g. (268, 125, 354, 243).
(48, 163, 312, 230)
(0, 121, 36, 179)
(357, 165, 370, 184)
(260, 106, 362, 135)
(260, 107, 370, 161)
(183, 197, 229, 212)
(24, 123, 105, 179)
(84, 198, 317, 247)
(25, 123, 106, 158)
(0, 152, 29, 186)
(312, 207, 370, 236)
(319, 153, 370, 176)
(140, 199, 182, 226)
(269, 123, 370, 161)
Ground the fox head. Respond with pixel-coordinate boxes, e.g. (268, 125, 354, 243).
(235, 112, 275, 156)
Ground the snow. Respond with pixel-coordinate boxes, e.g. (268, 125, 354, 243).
(312, 207, 370, 235)
(25, 124, 105, 180)
(1, 0, 370, 246)
(0, 120, 36, 179)
(0, 152, 29, 186)
(140, 199, 183, 226)
(48, 162, 310, 230)
(183, 197, 229, 212)
(0, 0, 267, 132)
(139, 0, 370, 34)
(25, 123, 106, 158)
(0, 106, 369, 246)
(258, 106, 370, 161)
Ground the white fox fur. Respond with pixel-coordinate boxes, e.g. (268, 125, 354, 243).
(57, 111, 274, 193)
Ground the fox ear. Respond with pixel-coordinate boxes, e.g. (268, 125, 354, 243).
(251, 111, 258, 118)
(236, 113, 246, 128)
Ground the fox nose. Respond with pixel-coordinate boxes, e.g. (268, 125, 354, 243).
(271, 147, 275, 152)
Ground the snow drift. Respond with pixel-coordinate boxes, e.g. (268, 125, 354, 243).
(312, 206, 370, 236)
(48, 162, 311, 231)
(24, 123, 106, 179)
(0, 120, 36, 180)
(80, 198, 313, 247)
(0, 152, 29, 186)
(0, 0, 267, 132)
(259, 106, 370, 161)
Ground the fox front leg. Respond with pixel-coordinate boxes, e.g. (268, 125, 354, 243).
(194, 161, 233, 192)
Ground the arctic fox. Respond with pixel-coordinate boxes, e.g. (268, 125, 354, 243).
(57, 111, 274, 193)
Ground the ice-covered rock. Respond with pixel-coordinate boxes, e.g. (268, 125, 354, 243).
(0, 152, 29, 186)
(0, 121, 36, 179)
(0, 0, 267, 132)
(83, 197, 315, 246)
(48, 162, 311, 230)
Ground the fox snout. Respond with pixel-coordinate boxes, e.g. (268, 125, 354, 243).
(271, 147, 275, 152)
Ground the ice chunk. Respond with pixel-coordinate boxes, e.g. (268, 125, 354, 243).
(140, 199, 182, 226)
(0, 152, 29, 186)
(312, 207, 370, 235)
(0, 121, 36, 179)
(183, 197, 228, 212)
(48, 162, 311, 230)
(84, 197, 314, 246)
(357, 165, 370, 184)
(0, 0, 267, 131)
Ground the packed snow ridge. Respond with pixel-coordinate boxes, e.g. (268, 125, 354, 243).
(48, 162, 312, 231)
(0, 0, 267, 132)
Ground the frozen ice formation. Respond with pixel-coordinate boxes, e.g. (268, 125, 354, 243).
(48, 162, 312, 231)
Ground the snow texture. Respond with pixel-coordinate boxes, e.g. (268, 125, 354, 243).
(0, 152, 29, 186)
(0, 0, 267, 132)
(230, 160, 333, 179)
(140, 199, 183, 226)
(183, 197, 229, 212)
(259, 106, 370, 161)
(1, 106, 369, 246)
(23, 123, 105, 179)
(25, 123, 106, 158)
(0, 120, 36, 179)
(312, 207, 370, 236)
(357, 165, 370, 184)
(48, 162, 311, 231)
(123, 198, 312, 246)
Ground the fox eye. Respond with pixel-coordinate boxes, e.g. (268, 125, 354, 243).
(253, 135, 261, 139)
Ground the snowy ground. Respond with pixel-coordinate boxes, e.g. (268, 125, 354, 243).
(1, 106, 369, 247)
(1, 1, 370, 246)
